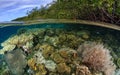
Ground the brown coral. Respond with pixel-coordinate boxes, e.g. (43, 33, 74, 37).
(57, 63, 71, 74)
(50, 52, 65, 63)
(76, 65, 92, 75)
(77, 42, 116, 75)
(27, 58, 37, 71)
(35, 64, 47, 75)
(41, 44, 55, 59)
(59, 48, 78, 63)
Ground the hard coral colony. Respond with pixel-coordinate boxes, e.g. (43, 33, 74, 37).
(0, 28, 117, 75)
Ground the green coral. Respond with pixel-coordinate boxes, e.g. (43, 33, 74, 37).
(117, 58, 120, 68)
(17, 28, 28, 35)
(76, 30, 90, 39)
(43, 36, 59, 47)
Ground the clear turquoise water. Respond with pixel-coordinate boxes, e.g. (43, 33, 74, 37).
(0, 23, 120, 75)
(0, 23, 120, 49)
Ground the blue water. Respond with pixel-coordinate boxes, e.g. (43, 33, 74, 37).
(0, 23, 65, 48)
(0, 23, 120, 50)
(0, 23, 120, 75)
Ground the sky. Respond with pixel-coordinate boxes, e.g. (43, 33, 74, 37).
(0, 0, 53, 22)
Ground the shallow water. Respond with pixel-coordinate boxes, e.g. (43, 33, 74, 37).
(0, 23, 120, 75)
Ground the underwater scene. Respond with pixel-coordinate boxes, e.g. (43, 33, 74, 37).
(0, 23, 120, 75)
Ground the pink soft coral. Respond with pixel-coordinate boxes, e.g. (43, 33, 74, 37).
(77, 42, 116, 75)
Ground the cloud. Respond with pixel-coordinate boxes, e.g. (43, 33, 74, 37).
(0, 0, 53, 21)
(0, 1, 16, 8)
(7, 5, 40, 13)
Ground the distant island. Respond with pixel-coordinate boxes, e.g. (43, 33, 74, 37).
(13, 0, 120, 25)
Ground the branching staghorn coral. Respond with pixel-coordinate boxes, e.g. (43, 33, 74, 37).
(77, 42, 116, 75)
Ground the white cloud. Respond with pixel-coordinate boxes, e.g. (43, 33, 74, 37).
(0, 2, 16, 8)
(0, 0, 54, 21)
(7, 5, 40, 12)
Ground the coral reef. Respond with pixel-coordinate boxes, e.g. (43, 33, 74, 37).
(4, 48, 27, 75)
(76, 30, 89, 39)
(29, 50, 57, 72)
(77, 42, 116, 75)
(2, 34, 33, 46)
(58, 34, 84, 49)
(28, 58, 47, 75)
(36, 64, 47, 75)
(17, 28, 28, 35)
(0, 33, 34, 54)
(75, 65, 92, 75)
(50, 52, 65, 63)
(57, 63, 71, 74)
(115, 69, 120, 75)
(40, 44, 55, 59)
(117, 58, 120, 68)
(44, 60, 56, 72)
(0, 28, 118, 75)
(44, 36, 59, 47)
(34, 51, 46, 64)
(27, 58, 37, 71)
(0, 45, 16, 54)
(58, 48, 78, 63)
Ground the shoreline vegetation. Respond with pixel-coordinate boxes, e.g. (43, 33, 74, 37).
(12, 0, 120, 25)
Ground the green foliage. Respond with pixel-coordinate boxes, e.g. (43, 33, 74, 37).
(116, 0, 120, 15)
(13, 0, 120, 25)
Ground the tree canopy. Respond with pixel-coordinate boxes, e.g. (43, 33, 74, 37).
(13, 0, 120, 25)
